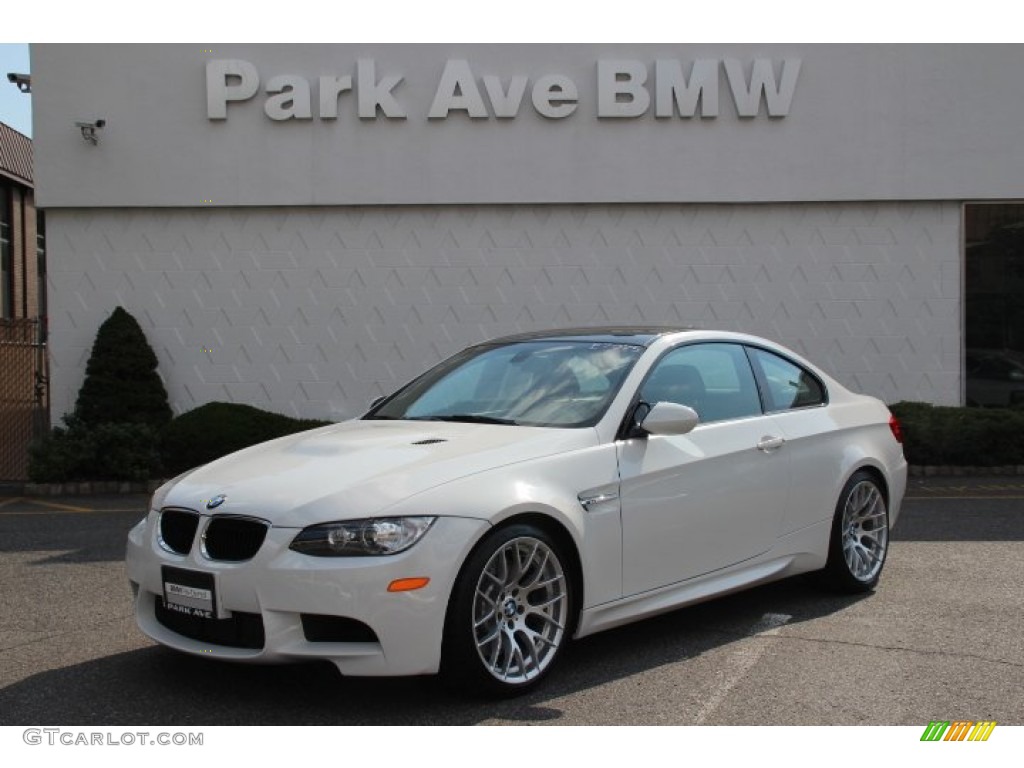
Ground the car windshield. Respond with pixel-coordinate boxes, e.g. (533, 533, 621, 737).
(366, 340, 645, 428)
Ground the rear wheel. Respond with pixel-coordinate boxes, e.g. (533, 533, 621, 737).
(441, 523, 573, 696)
(822, 471, 890, 592)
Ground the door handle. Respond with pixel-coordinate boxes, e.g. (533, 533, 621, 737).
(757, 435, 785, 452)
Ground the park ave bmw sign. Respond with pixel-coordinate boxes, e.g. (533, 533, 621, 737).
(206, 58, 801, 122)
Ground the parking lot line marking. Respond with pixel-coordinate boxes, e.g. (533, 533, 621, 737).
(0, 506, 140, 516)
(693, 611, 791, 725)
(908, 485, 1024, 494)
(0, 497, 26, 509)
(0, 499, 142, 518)
(905, 494, 1024, 501)
(23, 499, 95, 512)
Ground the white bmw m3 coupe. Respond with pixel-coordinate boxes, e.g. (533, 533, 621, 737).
(126, 328, 907, 694)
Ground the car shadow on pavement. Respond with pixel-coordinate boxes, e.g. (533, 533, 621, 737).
(0, 576, 867, 726)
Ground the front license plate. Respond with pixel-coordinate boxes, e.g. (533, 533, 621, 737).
(162, 566, 216, 619)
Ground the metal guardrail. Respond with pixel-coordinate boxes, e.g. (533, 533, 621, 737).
(0, 318, 49, 481)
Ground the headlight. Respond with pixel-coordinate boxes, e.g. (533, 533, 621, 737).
(289, 516, 437, 557)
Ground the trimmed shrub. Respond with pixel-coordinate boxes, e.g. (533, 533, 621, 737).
(30, 308, 171, 482)
(74, 306, 172, 428)
(890, 401, 1024, 467)
(28, 416, 162, 482)
(161, 402, 331, 475)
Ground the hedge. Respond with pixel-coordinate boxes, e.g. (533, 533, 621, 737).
(160, 402, 331, 475)
(32, 397, 1023, 482)
(28, 416, 163, 482)
(30, 402, 331, 482)
(890, 401, 1024, 467)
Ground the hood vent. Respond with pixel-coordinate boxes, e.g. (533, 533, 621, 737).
(411, 438, 447, 445)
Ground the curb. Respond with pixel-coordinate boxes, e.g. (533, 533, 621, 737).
(17, 480, 165, 497)
(907, 465, 1024, 477)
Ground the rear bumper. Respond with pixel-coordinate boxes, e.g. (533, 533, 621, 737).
(889, 456, 908, 528)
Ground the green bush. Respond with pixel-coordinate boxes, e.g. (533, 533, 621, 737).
(30, 307, 172, 482)
(74, 306, 172, 428)
(30, 311, 333, 483)
(161, 402, 331, 475)
(890, 401, 1024, 466)
(28, 416, 162, 482)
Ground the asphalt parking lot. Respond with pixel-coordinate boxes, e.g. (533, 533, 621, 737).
(0, 477, 1021, 726)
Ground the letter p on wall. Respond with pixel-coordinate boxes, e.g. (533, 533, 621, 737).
(207, 60, 259, 119)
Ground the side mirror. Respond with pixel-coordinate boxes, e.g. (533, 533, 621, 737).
(640, 402, 700, 436)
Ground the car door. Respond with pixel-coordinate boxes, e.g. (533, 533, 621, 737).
(617, 342, 791, 596)
(745, 345, 839, 536)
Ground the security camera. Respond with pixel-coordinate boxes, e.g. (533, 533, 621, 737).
(75, 120, 106, 145)
(6, 72, 31, 93)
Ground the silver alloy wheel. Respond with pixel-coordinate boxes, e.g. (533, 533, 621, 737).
(841, 480, 889, 582)
(472, 536, 568, 685)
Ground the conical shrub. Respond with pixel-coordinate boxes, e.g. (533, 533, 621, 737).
(73, 306, 172, 428)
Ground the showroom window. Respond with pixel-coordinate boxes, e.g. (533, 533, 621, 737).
(36, 209, 46, 323)
(964, 203, 1024, 407)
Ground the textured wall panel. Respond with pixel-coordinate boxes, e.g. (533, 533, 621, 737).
(32, 45, 1024, 207)
(47, 202, 962, 422)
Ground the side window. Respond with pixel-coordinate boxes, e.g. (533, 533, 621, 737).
(640, 343, 762, 423)
(748, 347, 826, 411)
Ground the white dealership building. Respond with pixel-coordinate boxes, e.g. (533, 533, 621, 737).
(30, 44, 1024, 421)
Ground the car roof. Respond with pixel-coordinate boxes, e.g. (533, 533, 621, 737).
(482, 327, 695, 347)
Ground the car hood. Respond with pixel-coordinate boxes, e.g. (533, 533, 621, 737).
(161, 419, 598, 527)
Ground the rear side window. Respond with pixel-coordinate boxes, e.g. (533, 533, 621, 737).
(748, 347, 826, 411)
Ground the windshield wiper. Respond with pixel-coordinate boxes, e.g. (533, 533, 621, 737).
(412, 414, 519, 426)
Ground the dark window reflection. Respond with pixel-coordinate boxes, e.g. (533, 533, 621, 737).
(1, 186, 11, 318)
(965, 203, 1024, 407)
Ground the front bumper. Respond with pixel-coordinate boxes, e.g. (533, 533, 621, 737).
(126, 512, 489, 676)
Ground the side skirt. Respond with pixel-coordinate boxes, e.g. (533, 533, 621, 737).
(576, 518, 830, 637)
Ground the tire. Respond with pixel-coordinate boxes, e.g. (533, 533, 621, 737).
(441, 523, 574, 696)
(822, 471, 890, 593)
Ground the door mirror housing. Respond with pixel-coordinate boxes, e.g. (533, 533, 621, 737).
(640, 402, 700, 436)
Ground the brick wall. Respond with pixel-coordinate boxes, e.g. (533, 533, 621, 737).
(2, 183, 39, 320)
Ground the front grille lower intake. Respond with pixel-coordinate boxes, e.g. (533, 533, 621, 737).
(155, 598, 265, 649)
(202, 516, 269, 562)
(301, 614, 380, 643)
(159, 509, 200, 555)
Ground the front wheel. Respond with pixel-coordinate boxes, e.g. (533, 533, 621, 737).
(822, 471, 890, 592)
(441, 524, 574, 696)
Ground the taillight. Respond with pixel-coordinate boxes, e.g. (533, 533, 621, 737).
(889, 414, 904, 444)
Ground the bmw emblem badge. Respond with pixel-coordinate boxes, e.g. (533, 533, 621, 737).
(206, 494, 227, 510)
